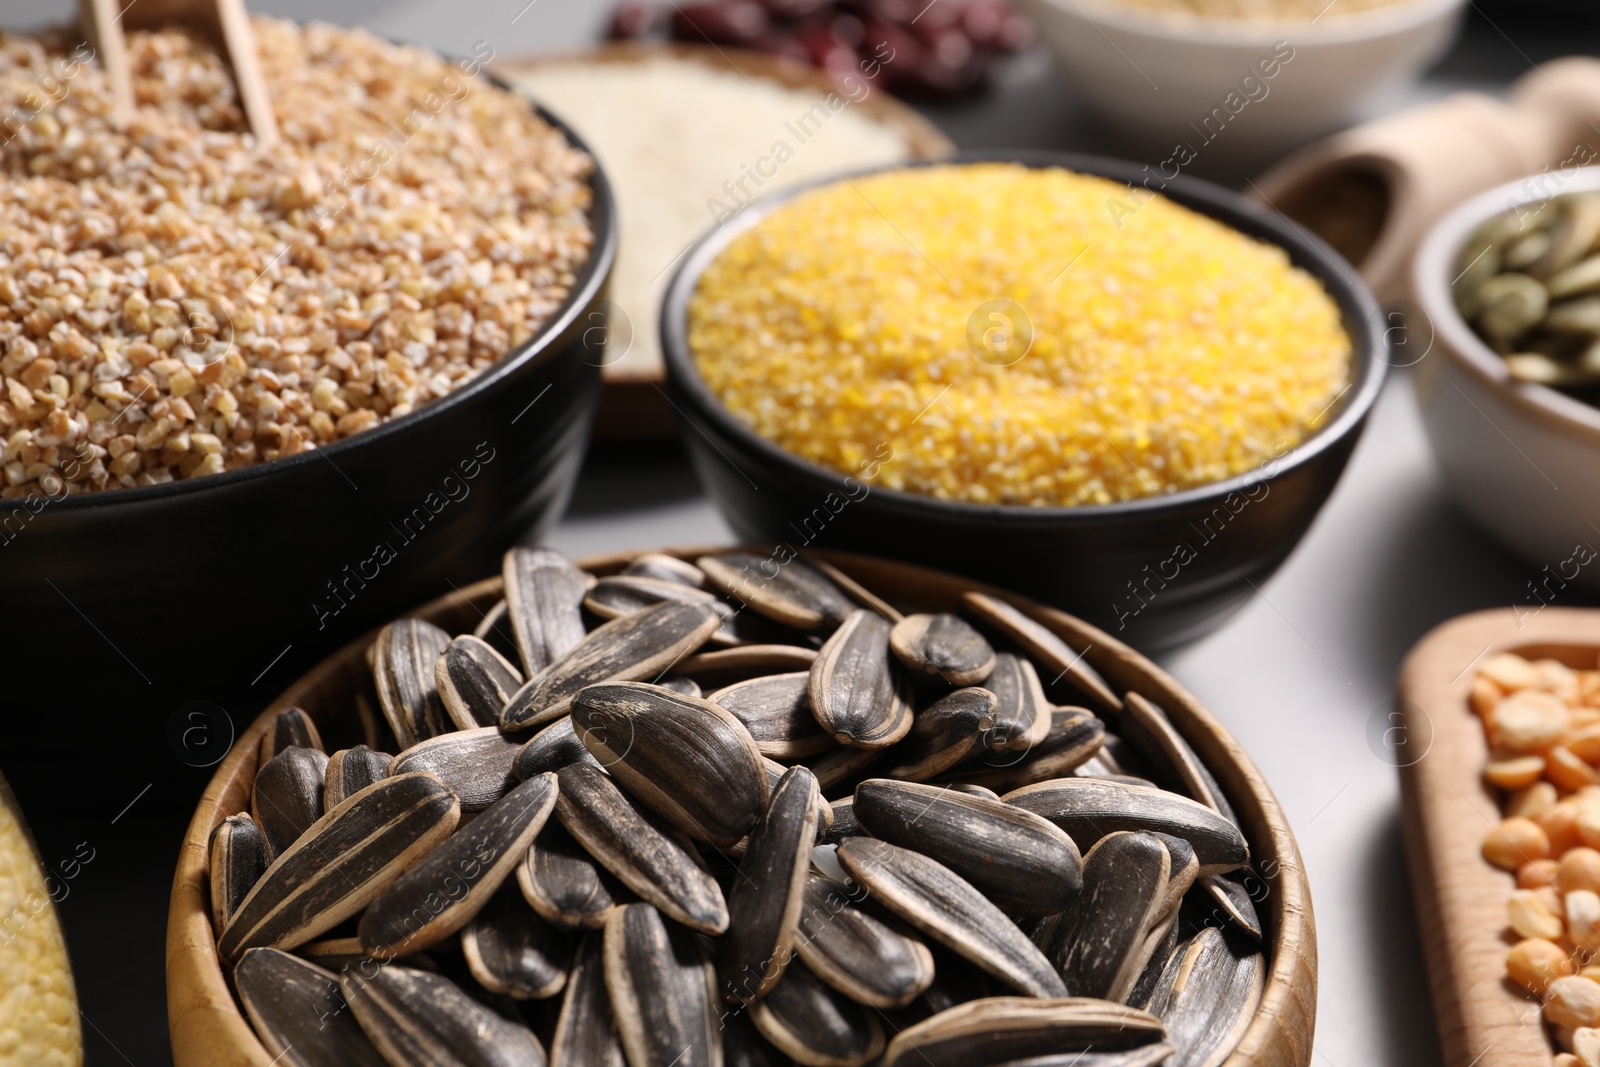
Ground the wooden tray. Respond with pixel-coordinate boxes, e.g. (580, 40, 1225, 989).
(1398, 606, 1600, 1066)
(167, 547, 1315, 1066)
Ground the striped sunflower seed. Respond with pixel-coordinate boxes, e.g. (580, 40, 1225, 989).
(818, 796, 860, 847)
(294, 936, 368, 971)
(961, 592, 1122, 714)
(810, 610, 913, 749)
(880, 688, 997, 782)
(808, 555, 904, 624)
(501, 601, 722, 730)
(882, 997, 1166, 1067)
(725, 1011, 789, 1067)
(603, 903, 721, 1067)
(235, 947, 386, 1067)
(984, 1045, 1176, 1067)
(436, 635, 524, 730)
(717, 766, 821, 1003)
(461, 882, 575, 1000)
(699, 552, 854, 632)
(1146, 926, 1264, 1067)
(680, 644, 820, 687)
(921, 948, 992, 1015)
(711, 672, 833, 759)
(806, 743, 884, 793)
(259, 707, 324, 765)
(324, 746, 393, 810)
(1194, 873, 1263, 944)
(852, 779, 1082, 915)
(572, 681, 770, 846)
(659, 675, 702, 698)
(219, 773, 459, 961)
(252, 747, 329, 860)
(979, 653, 1052, 753)
(518, 823, 622, 930)
(622, 552, 709, 588)
(504, 546, 589, 677)
(794, 874, 934, 1008)
(341, 963, 549, 1066)
(948, 708, 1106, 793)
(889, 613, 996, 687)
(551, 936, 627, 1067)
(750, 959, 886, 1067)
(1151, 833, 1199, 921)
(373, 619, 454, 749)
(1119, 693, 1238, 826)
(209, 814, 267, 935)
(359, 771, 558, 958)
(554, 763, 729, 935)
(835, 838, 1066, 998)
(515, 717, 602, 780)
(583, 575, 763, 649)
(950, 784, 1002, 800)
(389, 726, 523, 812)
(473, 598, 522, 667)
(1046, 832, 1171, 1002)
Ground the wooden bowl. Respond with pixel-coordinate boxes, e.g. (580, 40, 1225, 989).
(167, 547, 1317, 1066)
(1398, 606, 1600, 1066)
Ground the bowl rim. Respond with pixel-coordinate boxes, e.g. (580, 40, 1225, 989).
(0, 93, 618, 513)
(1412, 165, 1600, 444)
(659, 150, 1386, 524)
(1018, 0, 1465, 46)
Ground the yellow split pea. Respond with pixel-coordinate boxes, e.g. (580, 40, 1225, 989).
(688, 164, 1352, 506)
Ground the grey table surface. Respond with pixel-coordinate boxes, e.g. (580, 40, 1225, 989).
(7, 0, 1596, 1063)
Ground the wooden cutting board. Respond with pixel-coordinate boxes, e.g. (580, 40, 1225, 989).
(1398, 606, 1600, 1066)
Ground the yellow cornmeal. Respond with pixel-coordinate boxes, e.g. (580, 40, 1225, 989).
(688, 163, 1351, 506)
(0, 777, 81, 1067)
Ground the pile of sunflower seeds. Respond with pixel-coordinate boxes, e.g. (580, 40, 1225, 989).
(213, 548, 1269, 1067)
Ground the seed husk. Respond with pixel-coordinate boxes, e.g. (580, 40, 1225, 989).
(725, 1011, 788, 1067)
(835, 838, 1066, 998)
(622, 552, 709, 588)
(807, 743, 884, 793)
(882, 997, 1166, 1067)
(572, 681, 770, 846)
(889, 613, 996, 686)
(680, 644, 820, 687)
(210, 814, 268, 935)
(699, 552, 855, 632)
(295, 936, 369, 971)
(325, 746, 393, 810)
(807, 555, 904, 623)
(515, 716, 602, 780)
(474, 598, 522, 667)
(461, 882, 575, 1000)
(810, 609, 913, 749)
(795, 874, 934, 1008)
(501, 601, 722, 730)
(603, 903, 722, 1067)
(373, 619, 455, 750)
(660, 675, 702, 698)
(551, 936, 627, 1067)
(711, 672, 833, 759)
(979, 654, 1051, 752)
(1146, 926, 1264, 1067)
(584, 573, 731, 627)
(219, 773, 460, 961)
(950, 784, 1001, 800)
(852, 779, 1082, 915)
(436, 635, 525, 730)
(259, 707, 324, 765)
(1193, 873, 1263, 944)
(1003, 778, 1248, 876)
(717, 766, 821, 1003)
(504, 546, 589, 677)
(341, 963, 549, 1067)
(390, 726, 523, 812)
(253, 747, 329, 860)
(880, 688, 997, 782)
(943, 709, 1106, 794)
(1119, 693, 1234, 823)
(982, 1049, 1176, 1067)
(1151, 834, 1199, 921)
(518, 823, 622, 930)
(359, 771, 559, 958)
(1046, 832, 1171, 1002)
(751, 959, 886, 1067)
(960, 593, 1121, 714)
(554, 763, 729, 934)
(235, 948, 387, 1067)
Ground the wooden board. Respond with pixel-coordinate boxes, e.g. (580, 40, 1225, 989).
(1398, 606, 1600, 1067)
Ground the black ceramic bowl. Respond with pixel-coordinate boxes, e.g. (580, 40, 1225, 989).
(661, 152, 1386, 652)
(0, 104, 614, 781)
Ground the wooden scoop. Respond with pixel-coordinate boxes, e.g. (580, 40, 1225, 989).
(79, 0, 279, 147)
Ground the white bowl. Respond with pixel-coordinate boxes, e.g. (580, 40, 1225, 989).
(1413, 167, 1600, 594)
(1017, 0, 1466, 159)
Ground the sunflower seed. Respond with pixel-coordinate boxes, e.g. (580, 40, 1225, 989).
(341, 963, 549, 1066)
(889, 614, 996, 687)
(518, 823, 622, 930)
(259, 707, 324, 765)
(835, 838, 1066, 998)
(623, 552, 710, 588)
(810, 610, 913, 749)
(717, 766, 821, 1003)
(603, 903, 721, 1067)
(1126, 911, 1182, 1012)
(551, 936, 627, 1067)
(806, 743, 884, 793)
(819, 796, 861, 846)
(950, 784, 1001, 800)
(751, 958, 886, 1067)
(295, 936, 369, 971)
(660, 675, 702, 698)
(390, 726, 523, 812)
(515, 717, 602, 780)
(1193, 873, 1263, 944)
(1119, 694, 1235, 825)
(795, 874, 934, 1008)
(353, 691, 395, 755)
(235, 948, 387, 1067)
(699, 552, 855, 632)
(585, 575, 730, 626)
(474, 598, 523, 666)
(986, 1045, 1176, 1067)
(1151, 834, 1199, 921)
(681, 644, 820, 687)
(977, 654, 1051, 753)
(948, 708, 1107, 793)
(462, 882, 575, 1000)
(921, 948, 992, 1014)
(1146, 926, 1264, 1067)
(373, 619, 454, 749)
(253, 747, 329, 860)
(961, 593, 1121, 714)
(209, 814, 267, 935)
(437, 635, 524, 730)
(1003, 779, 1248, 876)
(725, 1011, 787, 1067)
(883, 997, 1165, 1067)
(880, 688, 997, 782)
(360, 771, 558, 957)
(554, 763, 729, 934)
(325, 746, 393, 810)
(219, 773, 460, 961)
(1046, 832, 1171, 1002)
(808, 555, 905, 623)
(504, 547, 589, 677)
(573, 681, 770, 846)
(502, 601, 722, 730)
(711, 672, 833, 759)
(852, 779, 1081, 915)
(729, 757, 832, 855)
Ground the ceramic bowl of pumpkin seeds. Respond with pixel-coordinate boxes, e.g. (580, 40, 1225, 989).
(168, 546, 1315, 1067)
(1415, 168, 1600, 587)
